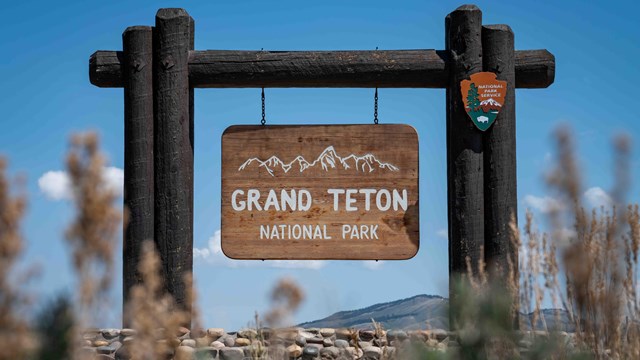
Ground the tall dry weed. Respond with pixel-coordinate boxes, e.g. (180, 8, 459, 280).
(65, 132, 121, 316)
(0, 158, 34, 359)
(65, 132, 205, 359)
(256, 278, 305, 360)
(124, 240, 194, 360)
(454, 127, 639, 359)
(64, 132, 121, 360)
(511, 127, 640, 358)
(264, 277, 304, 328)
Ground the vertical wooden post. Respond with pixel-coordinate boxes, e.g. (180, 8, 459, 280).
(189, 17, 195, 171)
(482, 25, 516, 277)
(122, 25, 154, 326)
(446, 4, 484, 329)
(482, 24, 517, 322)
(154, 8, 194, 324)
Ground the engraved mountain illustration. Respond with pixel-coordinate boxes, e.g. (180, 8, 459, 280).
(238, 146, 399, 176)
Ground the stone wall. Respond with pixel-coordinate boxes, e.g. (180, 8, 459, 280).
(81, 326, 574, 359)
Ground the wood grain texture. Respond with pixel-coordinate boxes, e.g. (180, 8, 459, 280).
(89, 49, 555, 89)
(446, 4, 485, 328)
(482, 25, 518, 286)
(89, 50, 124, 88)
(153, 8, 193, 318)
(190, 50, 447, 88)
(221, 125, 419, 260)
(122, 26, 154, 324)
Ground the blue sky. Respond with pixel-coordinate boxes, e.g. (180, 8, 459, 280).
(1, 0, 639, 329)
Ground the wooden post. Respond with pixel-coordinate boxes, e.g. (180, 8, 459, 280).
(446, 4, 484, 329)
(154, 8, 194, 323)
(122, 26, 154, 326)
(482, 24, 517, 323)
(189, 17, 195, 179)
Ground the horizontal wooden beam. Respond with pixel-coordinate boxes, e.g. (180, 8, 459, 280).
(190, 50, 448, 88)
(90, 49, 554, 89)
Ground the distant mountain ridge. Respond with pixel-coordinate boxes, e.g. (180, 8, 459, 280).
(299, 295, 448, 331)
(299, 294, 574, 331)
(238, 146, 399, 176)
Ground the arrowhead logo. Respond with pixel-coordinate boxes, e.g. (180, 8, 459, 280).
(460, 72, 507, 131)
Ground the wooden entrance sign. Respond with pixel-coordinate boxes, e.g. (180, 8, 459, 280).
(221, 125, 419, 260)
(89, 5, 555, 327)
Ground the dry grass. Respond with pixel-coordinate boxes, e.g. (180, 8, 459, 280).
(263, 277, 304, 328)
(0, 132, 209, 359)
(65, 132, 121, 320)
(372, 318, 392, 359)
(451, 128, 640, 359)
(124, 240, 192, 360)
(65, 132, 206, 359)
(518, 128, 640, 358)
(63, 132, 121, 359)
(0, 158, 34, 359)
(259, 278, 305, 360)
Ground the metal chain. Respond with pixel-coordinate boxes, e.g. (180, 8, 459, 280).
(373, 46, 379, 125)
(261, 87, 266, 125)
(373, 87, 379, 125)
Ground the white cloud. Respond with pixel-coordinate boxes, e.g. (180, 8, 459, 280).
(270, 260, 325, 269)
(362, 260, 384, 270)
(584, 187, 612, 209)
(103, 167, 125, 198)
(38, 167, 124, 201)
(436, 228, 448, 240)
(524, 187, 613, 214)
(194, 230, 325, 269)
(554, 227, 576, 244)
(523, 195, 563, 213)
(38, 171, 71, 200)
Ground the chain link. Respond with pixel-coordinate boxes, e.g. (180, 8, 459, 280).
(373, 46, 379, 125)
(373, 87, 379, 125)
(261, 87, 266, 125)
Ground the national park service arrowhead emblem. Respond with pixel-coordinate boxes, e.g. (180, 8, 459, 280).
(461, 72, 507, 131)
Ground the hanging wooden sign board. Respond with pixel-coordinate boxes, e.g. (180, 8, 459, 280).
(221, 124, 419, 260)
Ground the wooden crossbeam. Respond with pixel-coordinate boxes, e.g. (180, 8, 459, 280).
(89, 49, 554, 89)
